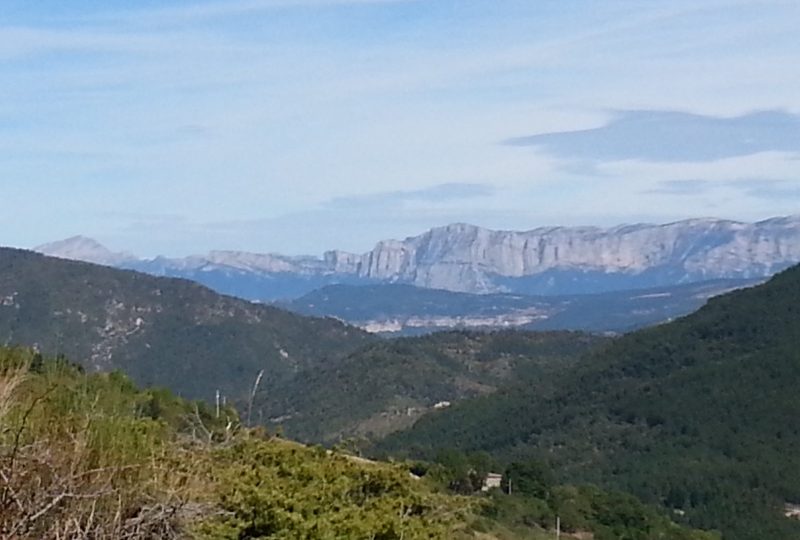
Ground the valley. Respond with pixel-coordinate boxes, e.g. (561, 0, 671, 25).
(284, 279, 760, 335)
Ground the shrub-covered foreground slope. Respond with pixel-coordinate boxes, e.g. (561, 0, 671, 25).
(0, 248, 371, 401)
(379, 265, 800, 539)
(0, 348, 713, 539)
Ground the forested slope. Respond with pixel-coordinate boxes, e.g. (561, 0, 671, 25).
(0, 248, 371, 401)
(259, 330, 606, 442)
(380, 265, 800, 539)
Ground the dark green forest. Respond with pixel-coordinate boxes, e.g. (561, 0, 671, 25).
(378, 265, 800, 539)
(258, 329, 606, 442)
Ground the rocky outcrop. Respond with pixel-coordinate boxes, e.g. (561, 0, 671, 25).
(36, 216, 800, 297)
(339, 217, 800, 292)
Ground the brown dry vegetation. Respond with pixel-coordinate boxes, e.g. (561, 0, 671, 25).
(0, 349, 210, 539)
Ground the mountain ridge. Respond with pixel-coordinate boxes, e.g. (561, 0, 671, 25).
(36, 235, 137, 266)
(36, 215, 800, 298)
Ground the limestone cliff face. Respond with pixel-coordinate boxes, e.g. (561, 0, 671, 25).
(345, 217, 800, 292)
(35, 216, 800, 297)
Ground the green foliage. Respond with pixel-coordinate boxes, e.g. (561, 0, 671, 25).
(381, 265, 800, 539)
(0, 348, 487, 539)
(197, 437, 472, 539)
(503, 460, 553, 500)
(552, 485, 720, 540)
(0, 346, 720, 539)
(483, 484, 718, 540)
(426, 449, 496, 494)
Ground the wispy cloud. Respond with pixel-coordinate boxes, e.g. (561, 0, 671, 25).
(645, 177, 800, 201)
(731, 178, 800, 200)
(325, 182, 494, 210)
(645, 179, 713, 195)
(505, 110, 800, 163)
(0, 27, 169, 58)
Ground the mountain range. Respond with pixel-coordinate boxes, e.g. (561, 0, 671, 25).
(36, 215, 800, 299)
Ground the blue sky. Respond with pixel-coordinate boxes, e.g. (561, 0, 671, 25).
(2, 0, 799, 256)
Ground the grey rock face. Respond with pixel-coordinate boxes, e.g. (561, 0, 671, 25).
(340, 217, 800, 292)
(34, 216, 800, 298)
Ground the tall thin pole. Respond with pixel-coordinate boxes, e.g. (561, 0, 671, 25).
(556, 516, 560, 539)
(247, 370, 265, 426)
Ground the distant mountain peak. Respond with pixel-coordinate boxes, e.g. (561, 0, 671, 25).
(35, 236, 136, 266)
(32, 214, 800, 298)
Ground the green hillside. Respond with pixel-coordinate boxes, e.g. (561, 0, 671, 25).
(379, 265, 800, 539)
(0, 347, 715, 539)
(259, 330, 606, 442)
(0, 248, 371, 401)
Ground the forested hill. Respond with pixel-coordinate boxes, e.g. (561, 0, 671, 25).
(257, 330, 607, 443)
(379, 264, 800, 539)
(0, 248, 371, 401)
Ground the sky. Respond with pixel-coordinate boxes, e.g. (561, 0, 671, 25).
(1, 0, 799, 256)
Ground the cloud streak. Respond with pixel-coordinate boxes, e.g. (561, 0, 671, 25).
(506, 110, 800, 163)
(646, 178, 800, 201)
(325, 183, 494, 210)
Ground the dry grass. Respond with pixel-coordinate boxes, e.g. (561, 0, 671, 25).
(0, 358, 204, 539)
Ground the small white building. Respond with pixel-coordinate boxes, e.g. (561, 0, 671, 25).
(785, 503, 800, 519)
(482, 473, 503, 492)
